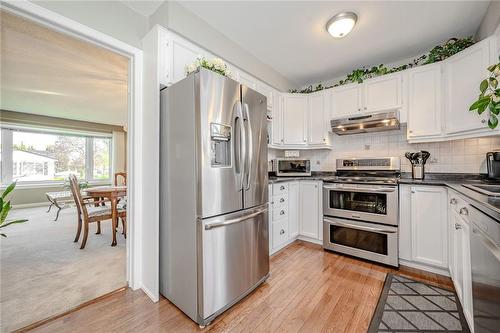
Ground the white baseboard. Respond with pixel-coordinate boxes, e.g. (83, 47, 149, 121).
(12, 202, 49, 209)
(141, 285, 159, 303)
(399, 259, 450, 277)
(297, 235, 323, 246)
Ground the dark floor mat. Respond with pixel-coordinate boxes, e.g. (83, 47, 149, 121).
(368, 273, 470, 333)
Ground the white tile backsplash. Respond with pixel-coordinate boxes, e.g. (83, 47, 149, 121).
(269, 127, 500, 174)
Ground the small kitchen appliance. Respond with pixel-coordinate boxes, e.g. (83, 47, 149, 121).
(322, 157, 401, 267)
(405, 151, 430, 180)
(486, 151, 500, 181)
(273, 158, 311, 176)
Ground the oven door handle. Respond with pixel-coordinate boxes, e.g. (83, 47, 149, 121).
(324, 217, 397, 234)
(323, 185, 396, 193)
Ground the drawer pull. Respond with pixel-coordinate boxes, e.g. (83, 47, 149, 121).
(450, 198, 457, 205)
(455, 223, 462, 230)
(280, 229, 285, 235)
(280, 198, 285, 203)
(280, 210, 285, 215)
(280, 185, 285, 190)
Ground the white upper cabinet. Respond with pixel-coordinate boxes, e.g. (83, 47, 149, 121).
(407, 63, 443, 140)
(282, 94, 308, 145)
(330, 84, 362, 117)
(236, 70, 257, 90)
(256, 82, 274, 110)
(363, 73, 402, 112)
(444, 37, 495, 135)
(160, 30, 206, 86)
(271, 94, 283, 145)
(308, 91, 328, 145)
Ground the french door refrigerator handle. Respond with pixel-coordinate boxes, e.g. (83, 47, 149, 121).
(233, 101, 244, 191)
(242, 102, 252, 191)
(204, 207, 268, 230)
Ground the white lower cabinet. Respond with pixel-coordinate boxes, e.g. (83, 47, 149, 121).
(399, 185, 448, 271)
(447, 191, 474, 331)
(288, 182, 300, 238)
(269, 180, 322, 254)
(299, 181, 322, 241)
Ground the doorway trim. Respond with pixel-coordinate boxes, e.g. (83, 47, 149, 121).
(1, 0, 144, 291)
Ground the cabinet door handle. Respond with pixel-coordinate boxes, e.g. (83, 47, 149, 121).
(481, 119, 486, 124)
(280, 198, 285, 203)
(280, 229, 285, 235)
(364, 107, 367, 110)
(280, 185, 285, 190)
(280, 210, 285, 215)
(450, 198, 457, 205)
(459, 207, 469, 216)
(358, 108, 361, 111)
(455, 223, 462, 230)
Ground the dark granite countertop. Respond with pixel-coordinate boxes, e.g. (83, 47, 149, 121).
(268, 172, 336, 184)
(269, 172, 500, 221)
(399, 173, 500, 222)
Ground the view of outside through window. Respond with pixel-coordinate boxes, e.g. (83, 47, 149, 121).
(2, 129, 111, 183)
(13, 131, 86, 181)
(93, 138, 110, 180)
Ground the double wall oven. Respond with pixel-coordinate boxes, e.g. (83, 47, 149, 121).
(323, 157, 400, 267)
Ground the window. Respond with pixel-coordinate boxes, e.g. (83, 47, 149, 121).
(92, 138, 111, 180)
(1, 128, 112, 184)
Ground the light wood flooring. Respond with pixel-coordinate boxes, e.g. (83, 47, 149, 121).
(26, 240, 452, 333)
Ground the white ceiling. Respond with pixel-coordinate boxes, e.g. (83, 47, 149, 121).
(1, 11, 129, 126)
(121, 0, 163, 17)
(178, 1, 490, 87)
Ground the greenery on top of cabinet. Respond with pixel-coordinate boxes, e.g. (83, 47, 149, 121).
(290, 37, 474, 94)
(469, 56, 500, 129)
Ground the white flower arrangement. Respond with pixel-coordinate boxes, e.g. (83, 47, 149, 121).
(185, 56, 231, 77)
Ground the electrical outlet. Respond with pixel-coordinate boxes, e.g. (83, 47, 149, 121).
(284, 150, 299, 158)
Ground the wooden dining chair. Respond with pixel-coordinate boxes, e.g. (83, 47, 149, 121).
(114, 172, 127, 186)
(114, 172, 127, 235)
(69, 175, 126, 249)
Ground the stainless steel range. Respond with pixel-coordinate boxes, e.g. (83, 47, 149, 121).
(323, 157, 400, 267)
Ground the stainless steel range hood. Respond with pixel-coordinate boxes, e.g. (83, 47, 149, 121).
(330, 110, 400, 135)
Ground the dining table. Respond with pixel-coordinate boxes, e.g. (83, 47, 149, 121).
(84, 185, 127, 246)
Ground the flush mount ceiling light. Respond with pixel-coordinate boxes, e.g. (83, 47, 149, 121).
(326, 12, 358, 38)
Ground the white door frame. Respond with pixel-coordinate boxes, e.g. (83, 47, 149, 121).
(1, 0, 144, 292)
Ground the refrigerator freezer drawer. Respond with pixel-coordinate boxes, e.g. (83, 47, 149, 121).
(199, 204, 269, 320)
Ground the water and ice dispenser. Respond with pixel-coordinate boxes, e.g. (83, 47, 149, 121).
(210, 123, 231, 167)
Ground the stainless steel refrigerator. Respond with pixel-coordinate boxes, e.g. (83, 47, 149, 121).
(159, 68, 269, 327)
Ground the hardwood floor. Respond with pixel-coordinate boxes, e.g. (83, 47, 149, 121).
(27, 241, 452, 333)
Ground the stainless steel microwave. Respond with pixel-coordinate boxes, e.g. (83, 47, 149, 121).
(273, 159, 311, 177)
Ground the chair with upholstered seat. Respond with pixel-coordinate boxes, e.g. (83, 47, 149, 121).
(69, 175, 126, 249)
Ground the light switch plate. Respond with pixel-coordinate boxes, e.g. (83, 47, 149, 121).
(284, 150, 299, 158)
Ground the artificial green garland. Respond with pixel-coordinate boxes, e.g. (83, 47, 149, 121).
(290, 37, 474, 93)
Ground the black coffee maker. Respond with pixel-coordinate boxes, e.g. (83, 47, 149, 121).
(486, 152, 500, 180)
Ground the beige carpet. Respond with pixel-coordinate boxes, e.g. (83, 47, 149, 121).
(0, 206, 126, 332)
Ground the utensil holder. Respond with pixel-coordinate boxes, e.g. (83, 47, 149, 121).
(412, 165, 424, 180)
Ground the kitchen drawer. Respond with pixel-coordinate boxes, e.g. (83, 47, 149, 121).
(273, 183, 288, 196)
(272, 194, 288, 209)
(273, 206, 288, 221)
(272, 219, 288, 249)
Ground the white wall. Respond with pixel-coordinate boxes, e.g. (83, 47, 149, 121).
(148, 0, 295, 91)
(33, 0, 149, 49)
(269, 127, 500, 174)
(476, 1, 500, 41)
